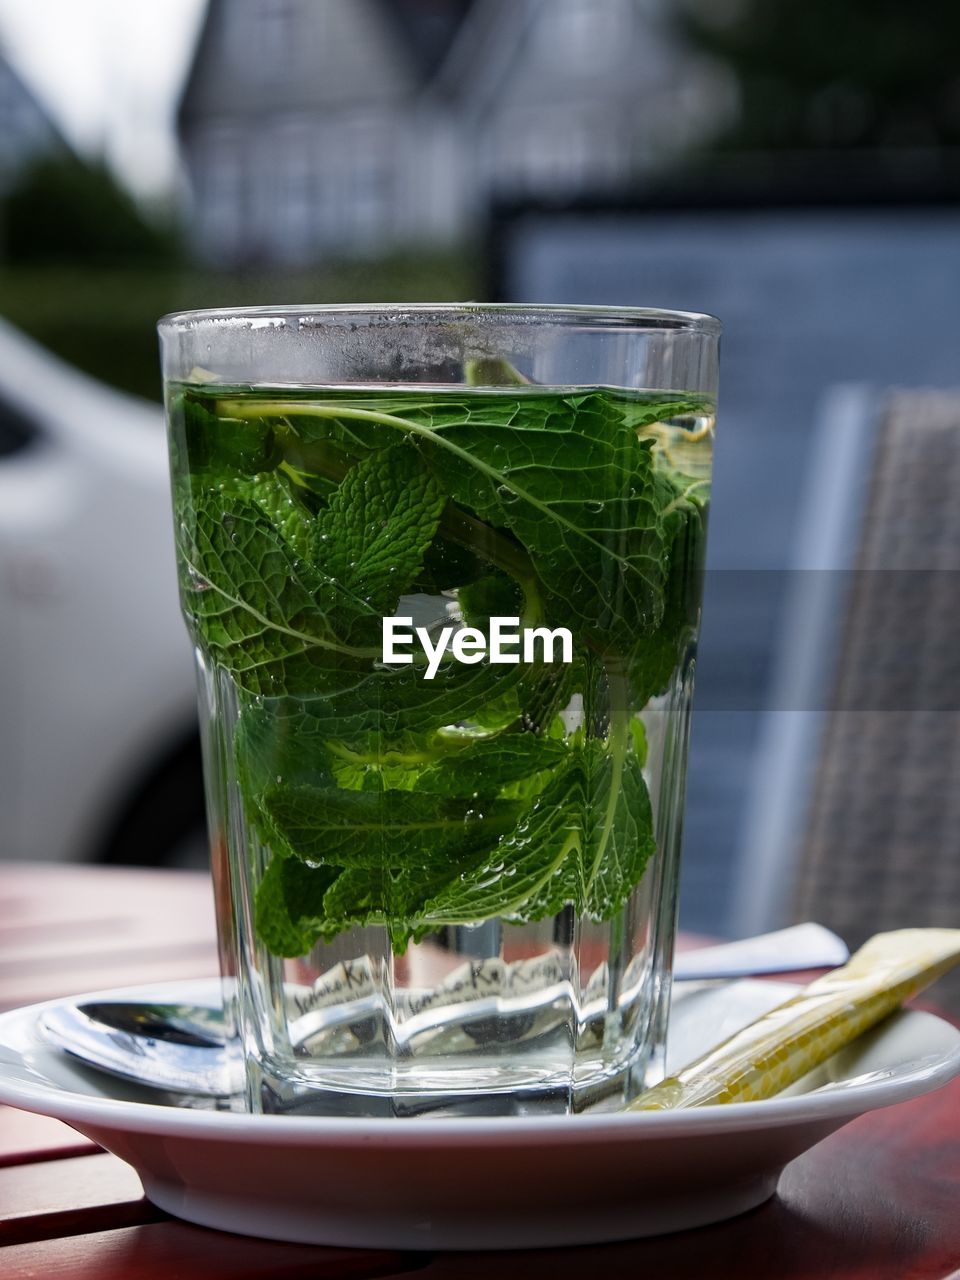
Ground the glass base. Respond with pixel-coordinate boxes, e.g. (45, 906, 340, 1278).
(238, 958, 665, 1117)
(248, 1053, 654, 1118)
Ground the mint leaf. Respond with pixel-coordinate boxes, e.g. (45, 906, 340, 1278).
(321, 861, 474, 951)
(422, 738, 654, 927)
(458, 572, 523, 627)
(236, 699, 335, 794)
(179, 493, 372, 695)
(179, 446, 446, 693)
(251, 729, 652, 951)
(235, 700, 339, 855)
(260, 784, 525, 868)
(238, 658, 527, 745)
(621, 396, 712, 438)
(627, 472, 707, 704)
(175, 393, 280, 476)
(254, 854, 341, 957)
(518, 662, 578, 735)
(415, 733, 567, 796)
(237, 472, 317, 562)
(314, 443, 446, 633)
(401, 392, 671, 640)
(568, 740, 656, 921)
(414, 533, 483, 593)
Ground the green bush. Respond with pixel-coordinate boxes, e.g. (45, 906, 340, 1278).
(2, 156, 180, 266)
(674, 0, 960, 150)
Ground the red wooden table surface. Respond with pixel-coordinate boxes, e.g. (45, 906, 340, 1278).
(1, 863, 958, 1280)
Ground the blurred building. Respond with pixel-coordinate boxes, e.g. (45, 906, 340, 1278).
(0, 48, 65, 194)
(176, 0, 732, 265)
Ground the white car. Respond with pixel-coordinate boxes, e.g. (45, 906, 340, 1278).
(0, 319, 205, 866)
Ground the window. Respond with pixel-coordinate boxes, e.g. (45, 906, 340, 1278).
(275, 122, 315, 262)
(350, 131, 391, 245)
(0, 395, 39, 459)
(495, 110, 597, 196)
(196, 130, 245, 261)
(308, 117, 397, 251)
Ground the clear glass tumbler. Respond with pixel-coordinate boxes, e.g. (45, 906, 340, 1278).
(158, 304, 720, 1116)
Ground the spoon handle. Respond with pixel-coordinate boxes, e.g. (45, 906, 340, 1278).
(38, 1003, 238, 1097)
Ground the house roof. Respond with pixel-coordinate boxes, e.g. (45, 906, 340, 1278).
(175, 0, 695, 136)
(435, 0, 684, 119)
(178, 0, 421, 128)
(430, 0, 536, 114)
(374, 0, 475, 82)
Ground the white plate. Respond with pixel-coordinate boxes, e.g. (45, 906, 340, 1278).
(0, 978, 957, 1250)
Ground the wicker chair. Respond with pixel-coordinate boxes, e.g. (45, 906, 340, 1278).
(736, 388, 960, 1010)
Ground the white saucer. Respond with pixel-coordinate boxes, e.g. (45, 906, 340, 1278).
(0, 978, 957, 1250)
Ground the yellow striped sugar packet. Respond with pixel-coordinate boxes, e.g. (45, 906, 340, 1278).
(629, 927, 960, 1111)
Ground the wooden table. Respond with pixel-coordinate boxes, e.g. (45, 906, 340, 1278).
(1, 863, 958, 1279)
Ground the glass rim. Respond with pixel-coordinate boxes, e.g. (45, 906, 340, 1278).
(157, 300, 722, 337)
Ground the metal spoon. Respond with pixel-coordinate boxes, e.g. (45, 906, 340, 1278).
(37, 923, 848, 1099)
(39, 998, 240, 1097)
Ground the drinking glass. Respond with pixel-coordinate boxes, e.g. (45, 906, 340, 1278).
(158, 304, 720, 1116)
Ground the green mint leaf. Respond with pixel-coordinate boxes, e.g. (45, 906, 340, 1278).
(406, 392, 670, 641)
(254, 854, 341, 958)
(621, 396, 712, 437)
(235, 699, 339, 856)
(575, 740, 656, 921)
(414, 532, 484, 593)
(260, 784, 525, 869)
(321, 861, 475, 951)
(518, 662, 578, 736)
(464, 356, 531, 386)
(415, 733, 568, 796)
(232, 471, 318, 562)
(422, 738, 654, 927)
(626, 472, 707, 704)
(314, 443, 446, 628)
(178, 493, 374, 695)
(629, 716, 649, 767)
(176, 393, 280, 476)
(236, 700, 335, 794)
(179, 446, 446, 693)
(457, 572, 524, 628)
(241, 659, 527, 745)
